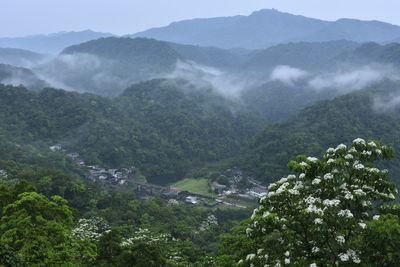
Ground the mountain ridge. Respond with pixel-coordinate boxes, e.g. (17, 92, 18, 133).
(130, 9, 400, 49)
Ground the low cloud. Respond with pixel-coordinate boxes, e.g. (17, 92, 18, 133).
(308, 65, 399, 93)
(270, 65, 308, 85)
(373, 93, 400, 111)
(165, 60, 261, 100)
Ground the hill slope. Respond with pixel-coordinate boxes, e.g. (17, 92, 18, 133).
(239, 80, 400, 186)
(0, 48, 47, 67)
(0, 80, 264, 183)
(0, 64, 47, 91)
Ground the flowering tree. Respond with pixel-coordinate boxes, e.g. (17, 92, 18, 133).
(239, 138, 399, 266)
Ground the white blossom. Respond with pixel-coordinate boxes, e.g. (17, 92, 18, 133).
(327, 159, 335, 165)
(373, 215, 380, 220)
(338, 209, 353, 218)
(344, 154, 353, 160)
(336, 235, 345, 244)
(246, 254, 256, 261)
(284, 251, 290, 257)
(339, 252, 349, 261)
(323, 199, 340, 207)
(299, 162, 309, 167)
(312, 178, 321, 185)
(353, 138, 366, 146)
(307, 157, 318, 163)
(354, 163, 364, 170)
(353, 189, 366, 196)
(263, 211, 271, 218)
(326, 148, 335, 153)
(314, 218, 323, 224)
(336, 144, 347, 151)
(361, 150, 372, 156)
(312, 247, 320, 253)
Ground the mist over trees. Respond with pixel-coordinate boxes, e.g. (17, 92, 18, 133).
(1, 8, 400, 266)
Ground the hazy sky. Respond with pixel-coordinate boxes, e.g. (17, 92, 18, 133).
(1, 0, 400, 37)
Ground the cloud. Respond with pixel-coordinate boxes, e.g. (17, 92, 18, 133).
(165, 60, 260, 100)
(373, 93, 400, 111)
(308, 65, 400, 93)
(269, 65, 308, 85)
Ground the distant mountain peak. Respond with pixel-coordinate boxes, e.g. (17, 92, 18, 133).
(131, 9, 400, 49)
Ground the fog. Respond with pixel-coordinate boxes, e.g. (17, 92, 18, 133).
(164, 60, 264, 100)
(269, 65, 308, 85)
(268, 64, 400, 94)
(308, 65, 400, 93)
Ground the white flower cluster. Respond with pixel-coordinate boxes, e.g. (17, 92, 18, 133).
(72, 217, 110, 242)
(353, 138, 366, 146)
(121, 228, 170, 247)
(241, 139, 395, 266)
(322, 199, 340, 207)
(307, 157, 318, 163)
(198, 214, 218, 231)
(339, 249, 360, 263)
(336, 235, 345, 244)
(338, 209, 354, 218)
(0, 169, 7, 179)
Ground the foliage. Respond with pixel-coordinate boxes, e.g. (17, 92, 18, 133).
(0, 82, 263, 183)
(240, 80, 400, 186)
(0, 181, 96, 266)
(235, 139, 400, 266)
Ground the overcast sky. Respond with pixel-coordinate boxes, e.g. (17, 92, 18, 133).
(1, 0, 400, 37)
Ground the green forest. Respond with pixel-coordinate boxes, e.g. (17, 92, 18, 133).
(1, 21, 400, 265)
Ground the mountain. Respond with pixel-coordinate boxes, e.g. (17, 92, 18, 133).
(35, 37, 183, 96)
(238, 80, 400, 186)
(34, 37, 254, 96)
(0, 63, 48, 91)
(130, 9, 400, 49)
(335, 42, 400, 66)
(0, 79, 264, 183)
(242, 40, 360, 72)
(0, 48, 47, 67)
(0, 30, 114, 54)
(166, 42, 249, 70)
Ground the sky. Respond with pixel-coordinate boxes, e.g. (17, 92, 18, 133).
(1, 0, 400, 37)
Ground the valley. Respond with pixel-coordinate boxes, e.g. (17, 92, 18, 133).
(1, 6, 400, 266)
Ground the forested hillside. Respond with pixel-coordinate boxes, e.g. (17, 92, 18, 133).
(239, 80, 400, 186)
(0, 80, 264, 182)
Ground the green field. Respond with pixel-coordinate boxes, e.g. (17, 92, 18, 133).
(171, 178, 216, 196)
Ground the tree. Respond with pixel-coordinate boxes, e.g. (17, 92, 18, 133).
(236, 138, 399, 266)
(0, 184, 96, 266)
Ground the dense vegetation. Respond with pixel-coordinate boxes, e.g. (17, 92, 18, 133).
(239, 80, 400, 186)
(216, 139, 400, 266)
(1, 17, 400, 264)
(0, 81, 264, 182)
(0, 161, 251, 266)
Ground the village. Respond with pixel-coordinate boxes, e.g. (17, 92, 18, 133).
(50, 144, 268, 209)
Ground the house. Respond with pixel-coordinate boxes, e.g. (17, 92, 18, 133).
(185, 196, 198, 204)
(247, 187, 268, 198)
(67, 152, 79, 159)
(211, 181, 228, 194)
(49, 144, 62, 152)
(161, 188, 182, 199)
